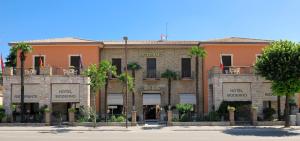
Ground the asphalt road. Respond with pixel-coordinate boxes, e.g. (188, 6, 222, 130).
(0, 127, 300, 141)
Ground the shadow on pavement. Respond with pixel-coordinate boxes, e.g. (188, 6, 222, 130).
(223, 127, 300, 137)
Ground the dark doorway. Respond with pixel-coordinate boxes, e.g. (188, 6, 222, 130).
(34, 56, 44, 75)
(70, 56, 81, 74)
(144, 105, 157, 120)
(52, 103, 71, 123)
(221, 55, 232, 73)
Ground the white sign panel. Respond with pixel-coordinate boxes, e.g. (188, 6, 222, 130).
(262, 83, 277, 100)
(51, 84, 80, 102)
(11, 84, 41, 103)
(223, 83, 251, 101)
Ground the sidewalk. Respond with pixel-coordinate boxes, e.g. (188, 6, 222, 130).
(0, 126, 299, 132)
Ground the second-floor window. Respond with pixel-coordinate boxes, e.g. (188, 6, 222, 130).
(34, 56, 45, 75)
(112, 58, 122, 77)
(221, 54, 232, 74)
(147, 58, 156, 78)
(181, 58, 191, 78)
(70, 55, 81, 74)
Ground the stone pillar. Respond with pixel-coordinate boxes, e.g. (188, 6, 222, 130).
(68, 111, 75, 125)
(45, 111, 51, 126)
(296, 113, 300, 126)
(289, 115, 296, 126)
(131, 111, 137, 126)
(167, 110, 173, 126)
(228, 108, 235, 126)
(251, 108, 258, 126)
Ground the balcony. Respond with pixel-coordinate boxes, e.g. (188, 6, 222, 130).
(209, 66, 255, 76)
(3, 67, 85, 76)
(143, 70, 160, 80)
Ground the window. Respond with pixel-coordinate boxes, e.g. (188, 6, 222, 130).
(33, 56, 45, 75)
(70, 55, 81, 74)
(221, 54, 232, 74)
(147, 58, 156, 78)
(181, 58, 191, 78)
(112, 58, 122, 77)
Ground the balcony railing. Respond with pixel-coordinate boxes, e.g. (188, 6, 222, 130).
(3, 67, 86, 76)
(143, 70, 160, 80)
(209, 66, 255, 75)
(177, 71, 195, 80)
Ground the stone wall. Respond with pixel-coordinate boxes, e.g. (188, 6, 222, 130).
(209, 73, 299, 117)
(100, 45, 203, 120)
(3, 75, 90, 116)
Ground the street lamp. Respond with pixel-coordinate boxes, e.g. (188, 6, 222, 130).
(123, 36, 128, 128)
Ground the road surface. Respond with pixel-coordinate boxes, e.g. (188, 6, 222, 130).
(0, 126, 300, 141)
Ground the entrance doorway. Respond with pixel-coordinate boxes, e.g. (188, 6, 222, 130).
(142, 93, 161, 121)
(143, 105, 160, 120)
(52, 103, 71, 123)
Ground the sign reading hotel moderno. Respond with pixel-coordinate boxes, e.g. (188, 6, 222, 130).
(52, 84, 80, 102)
(222, 83, 251, 101)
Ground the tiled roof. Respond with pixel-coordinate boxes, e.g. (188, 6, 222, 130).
(102, 40, 199, 45)
(9, 37, 101, 45)
(202, 37, 272, 43)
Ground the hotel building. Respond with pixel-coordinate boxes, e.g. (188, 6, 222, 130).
(2, 37, 299, 122)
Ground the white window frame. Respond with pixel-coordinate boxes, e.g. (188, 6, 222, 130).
(220, 54, 233, 66)
(68, 54, 82, 68)
(32, 55, 46, 68)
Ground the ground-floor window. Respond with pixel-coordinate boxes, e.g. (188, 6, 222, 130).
(108, 105, 123, 116)
(12, 103, 40, 122)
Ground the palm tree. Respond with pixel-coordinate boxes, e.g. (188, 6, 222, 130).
(118, 73, 134, 114)
(127, 62, 141, 110)
(189, 46, 207, 117)
(12, 43, 32, 123)
(99, 61, 116, 122)
(161, 69, 177, 110)
(84, 64, 104, 127)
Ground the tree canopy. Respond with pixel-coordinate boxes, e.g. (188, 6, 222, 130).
(189, 46, 207, 58)
(118, 72, 134, 92)
(255, 40, 300, 96)
(84, 60, 116, 93)
(161, 69, 177, 80)
(127, 62, 141, 71)
(12, 42, 32, 54)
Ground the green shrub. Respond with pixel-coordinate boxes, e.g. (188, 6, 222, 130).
(263, 108, 276, 121)
(0, 105, 5, 123)
(109, 115, 125, 122)
(176, 104, 193, 113)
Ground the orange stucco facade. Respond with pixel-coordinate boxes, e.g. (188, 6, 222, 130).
(16, 44, 102, 112)
(17, 45, 100, 69)
(202, 43, 270, 113)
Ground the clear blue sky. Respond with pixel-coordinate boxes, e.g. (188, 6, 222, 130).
(1, 0, 300, 60)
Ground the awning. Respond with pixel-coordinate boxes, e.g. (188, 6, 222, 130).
(143, 93, 161, 105)
(108, 93, 123, 105)
(179, 94, 196, 104)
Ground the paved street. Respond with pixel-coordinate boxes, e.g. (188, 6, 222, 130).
(0, 126, 300, 141)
